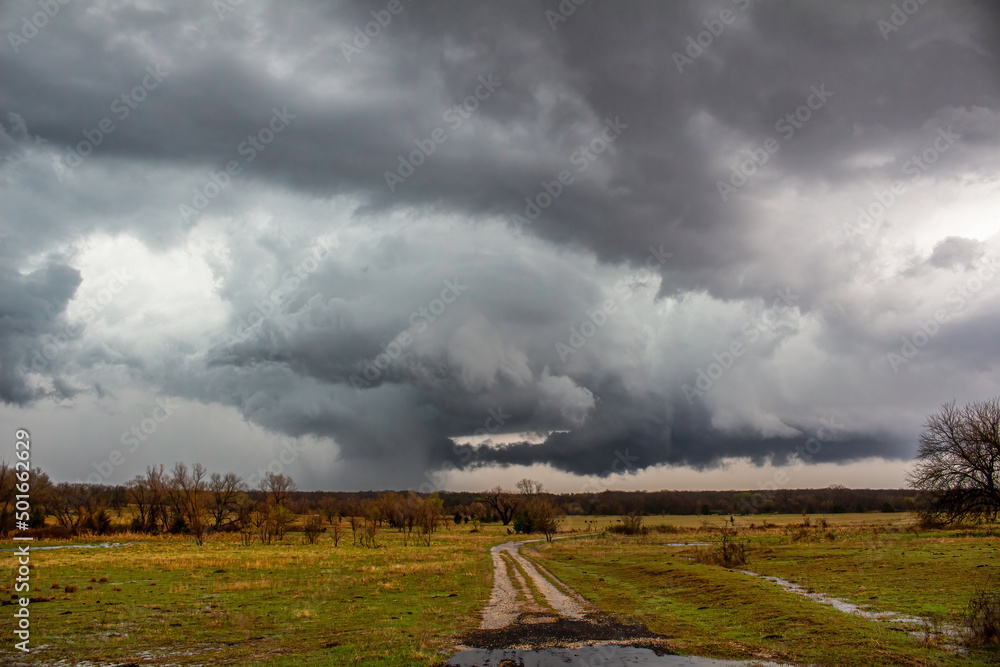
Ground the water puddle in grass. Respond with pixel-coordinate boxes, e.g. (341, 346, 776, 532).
(444, 645, 788, 666)
(0, 542, 140, 552)
(736, 570, 964, 643)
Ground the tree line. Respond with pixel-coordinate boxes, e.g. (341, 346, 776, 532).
(0, 460, 919, 541)
(4, 393, 997, 541)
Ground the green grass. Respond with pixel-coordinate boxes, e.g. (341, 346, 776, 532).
(2, 513, 997, 665)
(1, 525, 501, 665)
(534, 514, 1000, 666)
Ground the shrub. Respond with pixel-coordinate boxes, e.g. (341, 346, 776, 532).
(693, 527, 749, 568)
(512, 511, 534, 534)
(303, 514, 325, 545)
(966, 574, 1000, 647)
(609, 513, 647, 536)
(651, 524, 680, 534)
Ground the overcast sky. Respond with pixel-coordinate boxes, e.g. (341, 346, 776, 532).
(1, 0, 999, 492)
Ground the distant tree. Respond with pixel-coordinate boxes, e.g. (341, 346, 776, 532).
(260, 472, 297, 508)
(319, 497, 340, 525)
(531, 497, 561, 542)
(234, 494, 257, 546)
(620, 511, 644, 535)
(304, 514, 324, 544)
(480, 486, 521, 526)
(172, 462, 209, 544)
(909, 398, 1000, 524)
(418, 494, 443, 546)
(329, 514, 342, 547)
(209, 472, 246, 529)
(516, 478, 543, 498)
(360, 500, 379, 548)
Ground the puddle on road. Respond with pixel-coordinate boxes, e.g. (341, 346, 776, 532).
(445, 645, 788, 666)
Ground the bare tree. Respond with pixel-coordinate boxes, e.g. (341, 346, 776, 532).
(516, 478, 543, 498)
(347, 512, 361, 546)
(234, 494, 257, 546)
(261, 472, 297, 508)
(329, 514, 343, 547)
(304, 514, 324, 544)
(126, 475, 153, 531)
(909, 398, 1000, 524)
(172, 462, 209, 544)
(209, 472, 246, 529)
(480, 485, 521, 526)
(417, 494, 443, 546)
(145, 465, 169, 532)
(532, 497, 561, 542)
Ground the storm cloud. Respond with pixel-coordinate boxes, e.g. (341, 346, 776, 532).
(1, 0, 999, 489)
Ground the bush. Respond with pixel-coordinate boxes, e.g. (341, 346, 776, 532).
(303, 514, 324, 545)
(169, 516, 188, 534)
(609, 512, 647, 536)
(966, 574, 1000, 647)
(651, 524, 680, 534)
(512, 512, 534, 534)
(693, 527, 749, 568)
(28, 507, 46, 529)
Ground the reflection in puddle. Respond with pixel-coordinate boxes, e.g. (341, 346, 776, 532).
(445, 645, 789, 666)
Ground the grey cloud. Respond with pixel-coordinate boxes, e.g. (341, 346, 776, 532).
(1, 0, 999, 487)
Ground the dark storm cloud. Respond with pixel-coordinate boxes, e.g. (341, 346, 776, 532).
(0, 262, 82, 404)
(1, 0, 999, 485)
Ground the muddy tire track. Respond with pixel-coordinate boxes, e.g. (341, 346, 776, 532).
(480, 538, 588, 629)
(462, 536, 669, 651)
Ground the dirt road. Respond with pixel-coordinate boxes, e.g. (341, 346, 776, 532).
(480, 538, 590, 629)
(458, 535, 669, 650)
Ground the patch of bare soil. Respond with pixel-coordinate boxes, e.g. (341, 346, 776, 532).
(459, 613, 672, 651)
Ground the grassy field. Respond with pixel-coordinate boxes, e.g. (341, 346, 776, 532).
(1, 523, 505, 665)
(537, 513, 1000, 666)
(2, 513, 998, 665)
